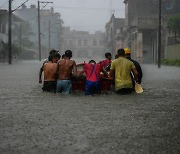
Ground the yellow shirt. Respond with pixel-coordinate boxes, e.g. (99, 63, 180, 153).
(110, 57, 135, 91)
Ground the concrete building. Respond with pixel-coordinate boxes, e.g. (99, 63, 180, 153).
(14, 4, 63, 59)
(0, 10, 26, 61)
(123, 0, 180, 63)
(0, 10, 24, 43)
(61, 27, 105, 58)
(105, 15, 125, 57)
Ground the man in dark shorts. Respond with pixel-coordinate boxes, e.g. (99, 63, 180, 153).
(41, 52, 60, 92)
(56, 50, 77, 94)
(39, 49, 58, 84)
(110, 49, 138, 94)
(80, 60, 108, 95)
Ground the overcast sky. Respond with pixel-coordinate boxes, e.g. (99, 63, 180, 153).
(0, 0, 125, 33)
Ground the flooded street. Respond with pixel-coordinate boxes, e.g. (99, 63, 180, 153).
(0, 60, 180, 154)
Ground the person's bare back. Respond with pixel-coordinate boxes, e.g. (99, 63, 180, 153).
(44, 62, 57, 81)
(57, 59, 77, 80)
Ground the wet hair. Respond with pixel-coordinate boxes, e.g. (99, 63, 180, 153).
(51, 52, 60, 62)
(65, 50, 72, 58)
(115, 55, 118, 59)
(62, 54, 65, 59)
(89, 60, 96, 64)
(54, 52, 61, 59)
(48, 49, 58, 61)
(49, 49, 57, 56)
(105, 52, 112, 58)
(117, 49, 125, 56)
(48, 55, 52, 61)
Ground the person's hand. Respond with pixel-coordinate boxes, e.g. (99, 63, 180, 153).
(137, 79, 141, 84)
(39, 79, 42, 84)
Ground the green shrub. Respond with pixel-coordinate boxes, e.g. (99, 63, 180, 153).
(162, 59, 180, 66)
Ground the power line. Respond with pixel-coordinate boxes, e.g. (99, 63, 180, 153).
(12, 0, 29, 12)
(11, 4, 120, 12)
(53, 6, 120, 12)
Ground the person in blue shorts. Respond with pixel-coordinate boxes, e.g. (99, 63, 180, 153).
(80, 60, 108, 95)
(56, 50, 77, 95)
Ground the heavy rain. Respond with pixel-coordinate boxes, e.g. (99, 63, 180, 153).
(0, 0, 180, 153)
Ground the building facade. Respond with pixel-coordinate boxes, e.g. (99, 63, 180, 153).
(124, 0, 180, 63)
(105, 15, 125, 58)
(0, 10, 27, 61)
(14, 4, 63, 59)
(0, 10, 24, 43)
(61, 27, 105, 59)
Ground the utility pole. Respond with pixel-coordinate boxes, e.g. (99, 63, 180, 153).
(48, 20, 50, 52)
(111, 14, 115, 57)
(8, 0, 29, 64)
(38, 1, 41, 61)
(158, 0, 162, 68)
(38, 1, 53, 61)
(8, 0, 12, 64)
(19, 23, 22, 54)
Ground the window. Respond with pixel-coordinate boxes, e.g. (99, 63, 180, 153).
(63, 40, 67, 46)
(0, 23, 6, 34)
(99, 39, 104, 46)
(84, 39, 87, 46)
(78, 39, 81, 46)
(93, 39, 97, 46)
(69, 40, 73, 46)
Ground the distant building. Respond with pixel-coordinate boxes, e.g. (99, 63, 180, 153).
(123, 0, 180, 63)
(0, 9, 23, 43)
(105, 15, 125, 57)
(0, 10, 26, 61)
(61, 27, 105, 59)
(14, 4, 63, 59)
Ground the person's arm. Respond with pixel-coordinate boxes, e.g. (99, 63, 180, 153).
(109, 61, 115, 79)
(79, 64, 86, 76)
(79, 70, 85, 76)
(72, 61, 77, 76)
(102, 67, 108, 77)
(131, 67, 139, 82)
(109, 69, 115, 79)
(137, 64, 142, 83)
(39, 64, 44, 83)
(55, 61, 59, 79)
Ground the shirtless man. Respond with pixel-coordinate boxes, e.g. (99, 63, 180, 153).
(41, 52, 60, 92)
(39, 49, 58, 84)
(56, 50, 77, 94)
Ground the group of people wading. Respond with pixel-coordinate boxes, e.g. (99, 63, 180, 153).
(39, 48, 142, 95)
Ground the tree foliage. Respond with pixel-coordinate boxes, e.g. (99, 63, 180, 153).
(12, 21, 35, 49)
(167, 14, 180, 36)
(0, 42, 20, 61)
